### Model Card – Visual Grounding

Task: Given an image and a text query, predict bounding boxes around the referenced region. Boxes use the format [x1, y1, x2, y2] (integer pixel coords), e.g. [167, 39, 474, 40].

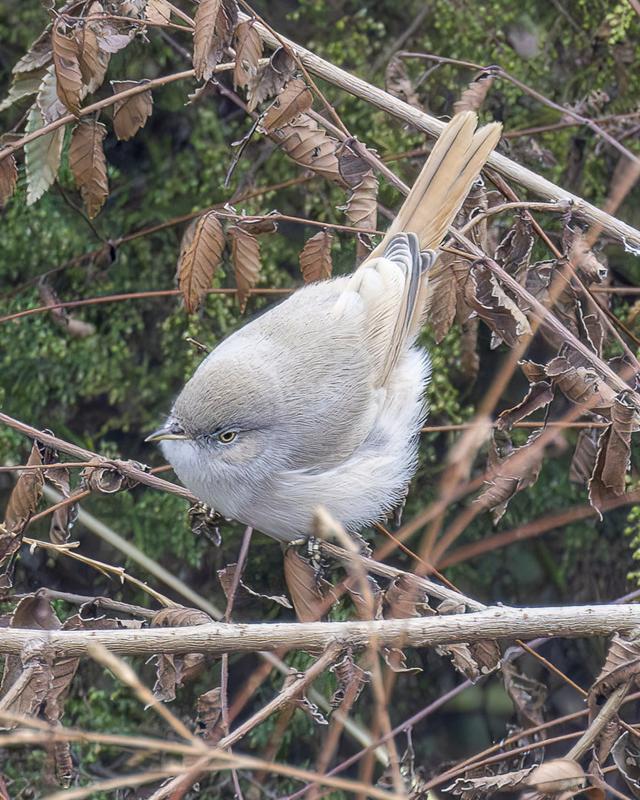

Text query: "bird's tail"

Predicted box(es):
[366, 111, 502, 260]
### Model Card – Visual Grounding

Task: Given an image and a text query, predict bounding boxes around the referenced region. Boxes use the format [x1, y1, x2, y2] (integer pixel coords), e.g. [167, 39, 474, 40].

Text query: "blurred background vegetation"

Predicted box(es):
[1, 0, 639, 794]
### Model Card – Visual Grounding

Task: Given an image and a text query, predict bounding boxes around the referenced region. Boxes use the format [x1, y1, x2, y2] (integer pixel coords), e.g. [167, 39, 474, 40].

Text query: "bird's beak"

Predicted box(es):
[145, 423, 189, 442]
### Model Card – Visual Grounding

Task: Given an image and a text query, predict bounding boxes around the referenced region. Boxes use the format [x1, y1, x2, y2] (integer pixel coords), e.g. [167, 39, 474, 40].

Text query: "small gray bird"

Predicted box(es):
[147, 112, 501, 542]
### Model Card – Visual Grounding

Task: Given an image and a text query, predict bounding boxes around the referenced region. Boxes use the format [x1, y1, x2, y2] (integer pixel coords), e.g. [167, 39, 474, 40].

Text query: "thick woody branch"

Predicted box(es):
[0, 605, 638, 657]
[241, 13, 640, 250]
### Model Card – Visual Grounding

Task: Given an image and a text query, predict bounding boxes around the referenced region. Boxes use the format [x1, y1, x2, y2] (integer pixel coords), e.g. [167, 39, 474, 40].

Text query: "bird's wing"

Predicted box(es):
[335, 111, 501, 387]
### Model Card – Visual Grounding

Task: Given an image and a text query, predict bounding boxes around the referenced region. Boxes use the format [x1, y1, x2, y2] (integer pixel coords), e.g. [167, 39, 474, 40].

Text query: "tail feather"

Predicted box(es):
[338, 112, 501, 387]
[367, 111, 502, 259]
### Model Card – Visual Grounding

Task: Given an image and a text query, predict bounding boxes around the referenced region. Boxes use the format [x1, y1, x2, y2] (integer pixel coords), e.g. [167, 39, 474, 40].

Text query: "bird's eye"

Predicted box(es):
[217, 430, 237, 444]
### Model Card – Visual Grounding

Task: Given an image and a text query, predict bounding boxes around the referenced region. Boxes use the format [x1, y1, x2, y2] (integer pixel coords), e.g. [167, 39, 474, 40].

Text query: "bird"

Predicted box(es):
[147, 111, 502, 543]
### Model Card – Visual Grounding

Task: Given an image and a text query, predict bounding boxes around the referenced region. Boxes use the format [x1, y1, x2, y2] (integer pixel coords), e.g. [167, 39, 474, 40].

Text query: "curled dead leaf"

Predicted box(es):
[262, 77, 313, 133]
[589, 390, 639, 511]
[52, 19, 83, 114]
[445, 766, 536, 798]
[111, 80, 153, 140]
[590, 633, 640, 710]
[228, 225, 261, 312]
[233, 19, 262, 90]
[385, 56, 421, 109]
[217, 562, 292, 609]
[80, 460, 141, 494]
[193, 0, 237, 82]
[496, 381, 554, 430]
[612, 731, 640, 798]
[330, 652, 370, 707]
[464, 262, 532, 347]
[0, 152, 17, 208]
[151, 607, 213, 703]
[570, 428, 599, 485]
[69, 120, 109, 218]
[196, 687, 224, 743]
[383, 574, 434, 620]
[177, 211, 225, 314]
[299, 229, 333, 283]
[247, 46, 296, 111]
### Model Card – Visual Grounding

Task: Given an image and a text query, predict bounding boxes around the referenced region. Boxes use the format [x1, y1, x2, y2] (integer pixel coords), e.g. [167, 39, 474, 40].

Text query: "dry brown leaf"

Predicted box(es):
[525, 758, 586, 794]
[45, 465, 77, 544]
[237, 214, 279, 235]
[445, 766, 536, 798]
[612, 731, 640, 798]
[193, 0, 237, 82]
[453, 71, 495, 113]
[459, 316, 480, 385]
[177, 211, 225, 314]
[330, 652, 369, 707]
[545, 355, 617, 416]
[247, 46, 296, 111]
[146, 0, 171, 24]
[591, 634, 640, 709]
[80, 459, 141, 494]
[262, 77, 313, 132]
[3, 442, 44, 542]
[76, 5, 111, 94]
[0, 152, 17, 208]
[476, 430, 544, 523]
[283, 548, 333, 623]
[269, 113, 341, 183]
[299, 229, 333, 283]
[495, 213, 534, 276]
[343, 169, 378, 232]
[228, 225, 261, 312]
[502, 657, 547, 728]
[496, 381, 554, 430]
[68, 120, 109, 218]
[383, 574, 434, 620]
[566, 228, 608, 285]
[428, 255, 462, 343]
[385, 56, 421, 109]
[346, 575, 383, 620]
[151, 607, 212, 703]
[217, 562, 292, 609]
[464, 262, 532, 347]
[111, 80, 153, 140]
[233, 19, 262, 90]
[196, 687, 224, 744]
[589, 391, 639, 511]
[570, 428, 599, 485]
[52, 19, 83, 114]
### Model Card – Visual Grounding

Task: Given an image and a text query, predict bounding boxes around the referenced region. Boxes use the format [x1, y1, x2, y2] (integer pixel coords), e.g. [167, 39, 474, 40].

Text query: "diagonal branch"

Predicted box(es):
[240, 12, 640, 249]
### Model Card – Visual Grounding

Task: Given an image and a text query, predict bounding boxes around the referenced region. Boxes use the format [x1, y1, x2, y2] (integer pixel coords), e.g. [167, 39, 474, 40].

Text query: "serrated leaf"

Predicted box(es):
[13, 29, 52, 74]
[262, 77, 313, 132]
[228, 225, 261, 312]
[496, 380, 554, 430]
[69, 120, 109, 218]
[177, 211, 225, 314]
[233, 19, 262, 90]
[193, 0, 237, 82]
[146, 0, 171, 24]
[464, 262, 532, 347]
[77, 13, 111, 94]
[24, 105, 65, 205]
[0, 153, 18, 208]
[52, 19, 83, 114]
[270, 113, 341, 182]
[111, 80, 153, 140]
[36, 65, 67, 124]
[299, 229, 333, 283]
[343, 169, 378, 231]
[0, 68, 47, 112]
